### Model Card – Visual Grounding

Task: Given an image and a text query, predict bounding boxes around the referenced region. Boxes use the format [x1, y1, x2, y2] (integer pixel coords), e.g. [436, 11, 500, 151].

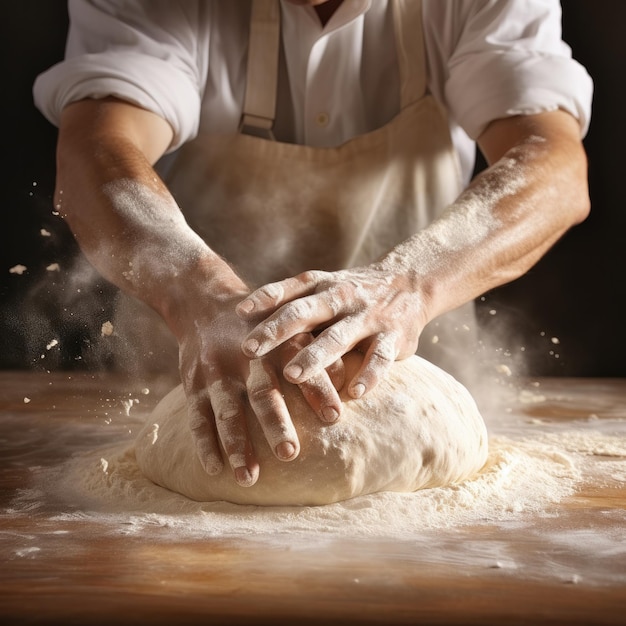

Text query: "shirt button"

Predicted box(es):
[315, 112, 329, 127]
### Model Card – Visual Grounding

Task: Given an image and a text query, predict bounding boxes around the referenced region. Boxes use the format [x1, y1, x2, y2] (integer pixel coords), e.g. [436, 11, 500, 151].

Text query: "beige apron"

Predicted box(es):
[113, 0, 479, 385]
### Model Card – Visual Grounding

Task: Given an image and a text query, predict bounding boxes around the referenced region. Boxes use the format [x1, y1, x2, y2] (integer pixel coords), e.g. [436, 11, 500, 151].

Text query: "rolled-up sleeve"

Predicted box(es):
[33, 0, 207, 151]
[443, 0, 593, 140]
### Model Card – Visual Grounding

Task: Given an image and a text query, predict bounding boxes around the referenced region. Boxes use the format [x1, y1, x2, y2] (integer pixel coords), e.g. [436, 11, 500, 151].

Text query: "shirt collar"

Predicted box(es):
[281, 0, 372, 36]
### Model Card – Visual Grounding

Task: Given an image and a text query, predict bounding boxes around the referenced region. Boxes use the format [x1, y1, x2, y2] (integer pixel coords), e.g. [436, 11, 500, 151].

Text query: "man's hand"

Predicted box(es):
[237, 110, 591, 400]
[55, 97, 344, 487]
[236, 265, 427, 400]
[177, 288, 344, 487]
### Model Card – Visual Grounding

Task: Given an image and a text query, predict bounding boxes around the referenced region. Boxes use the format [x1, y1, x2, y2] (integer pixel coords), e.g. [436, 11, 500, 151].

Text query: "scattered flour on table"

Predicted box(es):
[36, 429, 625, 540]
[133, 355, 489, 507]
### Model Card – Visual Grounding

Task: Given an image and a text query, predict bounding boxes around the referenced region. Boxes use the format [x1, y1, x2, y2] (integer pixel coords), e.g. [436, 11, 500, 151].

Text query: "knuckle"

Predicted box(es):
[214, 407, 241, 423]
[332, 281, 354, 300]
[188, 409, 208, 432]
[287, 298, 315, 321]
[258, 281, 284, 303]
[186, 393, 210, 429]
[192, 434, 223, 472]
[323, 325, 349, 350]
[369, 339, 397, 366]
[259, 319, 281, 342]
[299, 269, 325, 285]
[208, 379, 244, 422]
[370, 348, 394, 365]
[217, 426, 246, 457]
[247, 359, 284, 414]
[248, 385, 275, 405]
[295, 342, 325, 371]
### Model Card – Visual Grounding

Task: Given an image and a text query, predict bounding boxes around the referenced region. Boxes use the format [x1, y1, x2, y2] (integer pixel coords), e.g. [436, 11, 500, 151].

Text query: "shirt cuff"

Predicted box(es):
[445, 50, 593, 140]
[33, 51, 201, 152]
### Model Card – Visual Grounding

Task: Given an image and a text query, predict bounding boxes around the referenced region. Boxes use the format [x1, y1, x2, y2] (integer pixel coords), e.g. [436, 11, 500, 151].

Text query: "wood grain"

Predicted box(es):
[0, 371, 624, 625]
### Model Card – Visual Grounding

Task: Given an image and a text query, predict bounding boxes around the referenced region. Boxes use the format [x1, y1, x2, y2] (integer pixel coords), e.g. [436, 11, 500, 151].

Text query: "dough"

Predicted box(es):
[134, 353, 488, 506]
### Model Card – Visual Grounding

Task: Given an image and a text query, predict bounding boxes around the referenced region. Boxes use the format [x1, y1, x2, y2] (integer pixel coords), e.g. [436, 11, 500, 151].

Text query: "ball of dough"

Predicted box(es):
[134, 354, 488, 506]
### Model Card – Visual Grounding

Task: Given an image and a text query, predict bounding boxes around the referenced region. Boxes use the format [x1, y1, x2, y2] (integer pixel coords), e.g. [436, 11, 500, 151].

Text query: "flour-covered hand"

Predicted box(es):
[236, 265, 427, 399]
[177, 296, 296, 488]
[177, 288, 344, 487]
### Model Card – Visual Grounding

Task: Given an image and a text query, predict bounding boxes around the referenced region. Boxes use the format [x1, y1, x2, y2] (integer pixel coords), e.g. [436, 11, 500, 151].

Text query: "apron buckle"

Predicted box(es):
[239, 114, 276, 141]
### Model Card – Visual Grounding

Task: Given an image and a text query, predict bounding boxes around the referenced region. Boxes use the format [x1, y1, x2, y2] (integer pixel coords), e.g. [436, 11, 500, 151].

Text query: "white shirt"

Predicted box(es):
[33, 0, 593, 184]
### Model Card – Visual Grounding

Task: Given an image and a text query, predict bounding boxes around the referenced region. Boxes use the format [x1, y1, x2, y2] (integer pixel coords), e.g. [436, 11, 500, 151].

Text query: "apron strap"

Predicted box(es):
[240, 0, 281, 137]
[392, 0, 427, 108]
[240, 0, 427, 134]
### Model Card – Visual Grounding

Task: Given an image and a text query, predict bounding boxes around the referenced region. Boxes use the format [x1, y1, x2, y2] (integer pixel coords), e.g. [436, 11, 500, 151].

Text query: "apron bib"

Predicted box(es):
[115, 0, 479, 383]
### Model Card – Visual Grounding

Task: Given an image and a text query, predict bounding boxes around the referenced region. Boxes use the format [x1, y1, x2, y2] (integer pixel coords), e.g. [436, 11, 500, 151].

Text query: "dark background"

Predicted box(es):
[1, 1, 624, 377]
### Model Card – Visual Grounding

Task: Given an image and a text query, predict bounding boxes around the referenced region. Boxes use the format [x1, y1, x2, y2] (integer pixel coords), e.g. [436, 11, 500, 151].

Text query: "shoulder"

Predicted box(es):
[421, 0, 592, 140]
[422, 0, 566, 59]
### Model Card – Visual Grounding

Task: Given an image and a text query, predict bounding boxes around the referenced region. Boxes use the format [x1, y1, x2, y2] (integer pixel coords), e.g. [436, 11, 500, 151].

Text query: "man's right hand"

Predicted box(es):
[56, 96, 344, 487]
[175, 285, 344, 487]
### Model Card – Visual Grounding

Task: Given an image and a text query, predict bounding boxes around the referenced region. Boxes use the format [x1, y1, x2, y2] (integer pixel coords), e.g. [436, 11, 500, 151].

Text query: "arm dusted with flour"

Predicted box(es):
[55, 97, 343, 487]
[238, 110, 590, 395]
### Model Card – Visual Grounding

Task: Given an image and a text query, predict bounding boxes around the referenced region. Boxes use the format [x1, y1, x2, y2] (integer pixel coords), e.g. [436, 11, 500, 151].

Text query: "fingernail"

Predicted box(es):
[234, 466, 255, 487]
[284, 364, 303, 380]
[321, 407, 339, 423]
[351, 383, 366, 399]
[238, 300, 255, 315]
[243, 338, 260, 355]
[202, 455, 223, 476]
[276, 441, 297, 461]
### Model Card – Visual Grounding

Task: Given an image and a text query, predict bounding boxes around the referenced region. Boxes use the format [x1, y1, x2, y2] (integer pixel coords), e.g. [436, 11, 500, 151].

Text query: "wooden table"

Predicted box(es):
[0, 370, 625, 625]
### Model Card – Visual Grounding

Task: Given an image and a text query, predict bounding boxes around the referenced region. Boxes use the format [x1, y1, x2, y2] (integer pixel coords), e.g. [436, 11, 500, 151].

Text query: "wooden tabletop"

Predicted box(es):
[0, 370, 625, 626]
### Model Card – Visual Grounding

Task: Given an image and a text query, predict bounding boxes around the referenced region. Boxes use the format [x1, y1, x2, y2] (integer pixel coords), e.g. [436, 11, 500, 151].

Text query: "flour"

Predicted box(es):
[98, 178, 211, 292]
[34, 373, 625, 542]
[45, 429, 625, 541]
[134, 354, 489, 506]
[5, 356, 624, 562]
[6, 377, 624, 573]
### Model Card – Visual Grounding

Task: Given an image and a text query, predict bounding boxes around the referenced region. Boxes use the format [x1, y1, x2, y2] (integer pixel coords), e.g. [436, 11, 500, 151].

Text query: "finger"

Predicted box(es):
[279, 333, 343, 423]
[209, 378, 260, 487]
[246, 358, 301, 461]
[186, 389, 224, 476]
[348, 333, 398, 399]
[278, 333, 314, 367]
[326, 358, 346, 392]
[282, 318, 364, 384]
[236, 271, 327, 318]
[278, 333, 347, 387]
[297, 372, 342, 423]
[241, 292, 336, 358]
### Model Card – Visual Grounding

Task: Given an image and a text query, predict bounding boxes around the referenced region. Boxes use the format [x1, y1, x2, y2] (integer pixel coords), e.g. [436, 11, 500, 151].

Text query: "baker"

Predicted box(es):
[33, 0, 592, 488]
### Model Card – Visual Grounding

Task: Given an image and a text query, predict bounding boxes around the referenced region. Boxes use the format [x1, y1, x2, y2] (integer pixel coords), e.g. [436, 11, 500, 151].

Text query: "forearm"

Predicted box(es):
[380, 110, 591, 321]
[54, 100, 342, 484]
[55, 98, 246, 336]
